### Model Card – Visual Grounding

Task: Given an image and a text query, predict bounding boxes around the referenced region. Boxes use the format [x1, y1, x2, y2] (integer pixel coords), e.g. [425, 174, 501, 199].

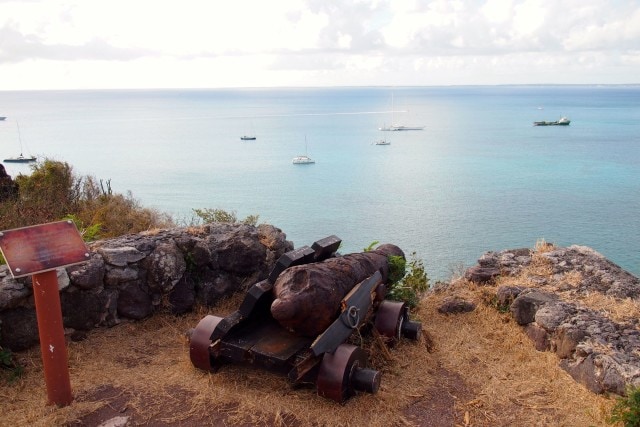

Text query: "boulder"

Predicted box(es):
[464, 266, 500, 283]
[510, 290, 557, 326]
[437, 297, 476, 314]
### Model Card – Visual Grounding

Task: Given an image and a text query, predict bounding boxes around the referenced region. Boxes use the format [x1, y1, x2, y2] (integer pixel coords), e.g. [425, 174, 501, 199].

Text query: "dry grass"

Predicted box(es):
[425, 280, 615, 426]
[2, 279, 618, 427]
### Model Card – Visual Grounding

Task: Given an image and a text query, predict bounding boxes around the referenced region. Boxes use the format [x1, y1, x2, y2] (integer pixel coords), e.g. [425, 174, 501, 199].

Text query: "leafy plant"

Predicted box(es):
[608, 386, 640, 427]
[387, 252, 430, 308]
[63, 214, 102, 242]
[0, 159, 172, 238]
[387, 255, 406, 284]
[192, 208, 259, 226]
[363, 241, 380, 252]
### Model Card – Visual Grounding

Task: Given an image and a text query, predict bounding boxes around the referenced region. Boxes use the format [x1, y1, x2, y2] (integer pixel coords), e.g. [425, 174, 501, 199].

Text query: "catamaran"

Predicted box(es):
[292, 136, 315, 164]
[3, 121, 36, 163]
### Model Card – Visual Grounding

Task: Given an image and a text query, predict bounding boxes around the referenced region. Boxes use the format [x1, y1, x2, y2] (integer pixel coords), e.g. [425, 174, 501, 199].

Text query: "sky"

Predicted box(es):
[1, 0, 639, 90]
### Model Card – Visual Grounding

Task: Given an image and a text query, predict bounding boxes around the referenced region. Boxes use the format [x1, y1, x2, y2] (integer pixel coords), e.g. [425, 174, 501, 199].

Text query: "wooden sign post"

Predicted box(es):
[0, 220, 90, 407]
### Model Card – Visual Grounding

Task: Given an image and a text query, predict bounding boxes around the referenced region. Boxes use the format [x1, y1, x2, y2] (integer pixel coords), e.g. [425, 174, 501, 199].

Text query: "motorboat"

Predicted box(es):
[378, 93, 424, 131]
[533, 117, 571, 126]
[388, 125, 424, 131]
[374, 139, 391, 145]
[0, 117, 6, 121]
[240, 136, 256, 140]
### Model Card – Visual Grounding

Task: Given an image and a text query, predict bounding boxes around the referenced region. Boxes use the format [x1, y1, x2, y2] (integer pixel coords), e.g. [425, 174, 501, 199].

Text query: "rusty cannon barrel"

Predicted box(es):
[270, 243, 405, 337]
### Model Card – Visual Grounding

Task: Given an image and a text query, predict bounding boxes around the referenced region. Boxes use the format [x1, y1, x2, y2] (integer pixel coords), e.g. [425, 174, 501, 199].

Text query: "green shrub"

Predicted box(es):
[64, 214, 102, 242]
[192, 208, 259, 226]
[0, 159, 173, 239]
[387, 255, 406, 284]
[608, 386, 640, 427]
[387, 252, 430, 308]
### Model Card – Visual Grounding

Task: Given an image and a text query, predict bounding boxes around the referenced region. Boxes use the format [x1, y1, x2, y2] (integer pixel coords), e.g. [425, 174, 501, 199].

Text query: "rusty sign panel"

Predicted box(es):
[0, 220, 89, 278]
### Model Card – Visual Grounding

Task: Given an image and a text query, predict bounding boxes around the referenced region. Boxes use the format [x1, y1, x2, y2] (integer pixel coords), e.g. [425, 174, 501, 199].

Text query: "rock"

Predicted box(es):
[477, 252, 499, 267]
[98, 246, 146, 267]
[553, 326, 587, 359]
[0, 271, 30, 310]
[67, 254, 105, 290]
[526, 324, 550, 351]
[560, 353, 629, 395]
[560, 354, 604, 394]
[437, 297, 476, 314]
[464, 266, 500, 284]
[213, 225, 267, 274]
[534, 302, 576, 330]
[472, 244, 640, 396]
[117, 281, 153, 320]
[144, 241, 186, 293]
[168, 276, 196, 315]
[98, 289, 120, 327]
[510, 290, 558, 326]
[61, 290, 103, 330]
[104, 266, 139, 286]
[56, 268, 70, 291]
[195, 269, 239, 307]
[495, 286, 524, 308]
[175, 237, 212, 267]
[0, 307, 39, 351]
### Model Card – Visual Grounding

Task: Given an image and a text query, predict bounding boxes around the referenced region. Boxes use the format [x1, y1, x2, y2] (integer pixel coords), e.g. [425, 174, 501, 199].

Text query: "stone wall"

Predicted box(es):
[0, 223, 293, 351]
[464, 245, 640, 395]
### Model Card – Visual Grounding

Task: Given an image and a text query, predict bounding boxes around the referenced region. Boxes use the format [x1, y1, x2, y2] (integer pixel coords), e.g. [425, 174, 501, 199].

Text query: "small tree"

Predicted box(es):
[192, 208, 259, 226]
[387, 252, 430, 308]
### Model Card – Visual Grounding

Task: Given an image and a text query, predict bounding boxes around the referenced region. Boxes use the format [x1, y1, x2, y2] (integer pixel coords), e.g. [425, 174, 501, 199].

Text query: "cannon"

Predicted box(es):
[189, 236, 422, 403]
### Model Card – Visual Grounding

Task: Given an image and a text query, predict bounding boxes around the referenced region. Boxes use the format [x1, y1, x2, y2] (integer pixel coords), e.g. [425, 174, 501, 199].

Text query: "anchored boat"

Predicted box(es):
[534, 117, 571, 126]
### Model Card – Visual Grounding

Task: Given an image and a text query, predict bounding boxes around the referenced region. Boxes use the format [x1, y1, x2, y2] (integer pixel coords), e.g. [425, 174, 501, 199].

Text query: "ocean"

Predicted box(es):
[1, 86, 639, 281]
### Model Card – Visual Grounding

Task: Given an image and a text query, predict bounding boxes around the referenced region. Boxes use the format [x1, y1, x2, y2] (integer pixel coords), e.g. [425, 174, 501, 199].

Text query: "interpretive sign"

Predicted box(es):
[0, 220, 90, 407]
[0, 220, 89, 278]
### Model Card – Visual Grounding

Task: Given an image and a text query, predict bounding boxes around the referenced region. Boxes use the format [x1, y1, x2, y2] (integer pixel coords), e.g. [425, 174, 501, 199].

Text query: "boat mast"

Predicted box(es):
[16, 121, 24, 156]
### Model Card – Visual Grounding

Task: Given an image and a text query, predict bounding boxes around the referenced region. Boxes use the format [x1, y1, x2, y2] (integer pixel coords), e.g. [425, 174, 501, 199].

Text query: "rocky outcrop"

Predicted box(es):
[0, 223, 292, 351]
[465, 245, 640, 396]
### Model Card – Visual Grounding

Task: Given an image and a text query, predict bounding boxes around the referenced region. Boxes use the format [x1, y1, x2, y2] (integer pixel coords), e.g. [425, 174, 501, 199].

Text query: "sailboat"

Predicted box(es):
[292, 136, 315, 164]
[3, 121, 36, 163]
[379, 92, 424, 131]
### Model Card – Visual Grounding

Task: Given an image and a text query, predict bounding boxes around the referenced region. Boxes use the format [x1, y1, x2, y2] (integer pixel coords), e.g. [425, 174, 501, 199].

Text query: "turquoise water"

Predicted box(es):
[1, 86, 639, 280]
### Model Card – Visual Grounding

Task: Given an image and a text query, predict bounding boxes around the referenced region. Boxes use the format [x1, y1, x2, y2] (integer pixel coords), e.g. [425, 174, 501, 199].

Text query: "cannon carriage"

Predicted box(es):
[189, 236, 422, 403]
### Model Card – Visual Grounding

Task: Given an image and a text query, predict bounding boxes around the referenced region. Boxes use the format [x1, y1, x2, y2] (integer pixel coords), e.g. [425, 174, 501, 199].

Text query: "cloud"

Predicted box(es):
[0, 25, 155, 63]
[0, 0, 639, 88]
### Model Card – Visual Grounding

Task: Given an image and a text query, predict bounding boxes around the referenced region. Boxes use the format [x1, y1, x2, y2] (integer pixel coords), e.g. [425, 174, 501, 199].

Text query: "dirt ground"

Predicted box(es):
[2, 281, 617, 426]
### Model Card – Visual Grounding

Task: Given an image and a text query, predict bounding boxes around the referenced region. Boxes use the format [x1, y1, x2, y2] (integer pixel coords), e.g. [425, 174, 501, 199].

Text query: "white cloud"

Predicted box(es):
[0, 0, 639, 89]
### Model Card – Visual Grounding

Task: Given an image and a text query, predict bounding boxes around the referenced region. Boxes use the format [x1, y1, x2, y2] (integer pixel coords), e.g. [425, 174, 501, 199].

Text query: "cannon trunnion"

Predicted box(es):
[189, 236, 422, 403]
